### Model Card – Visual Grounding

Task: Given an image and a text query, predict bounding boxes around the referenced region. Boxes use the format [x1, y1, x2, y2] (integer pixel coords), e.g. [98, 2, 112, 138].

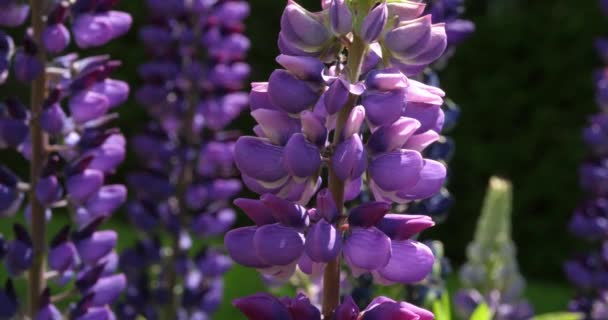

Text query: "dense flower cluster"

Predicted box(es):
[118, 0, 250, 318]
[565, 2, 608, 317]
[0, 0, 131, 318]
[455, 177, 533, 320]
[233, 292, 434, 320]
[226, 0, 450, 317]
[399, 0, 474, 310]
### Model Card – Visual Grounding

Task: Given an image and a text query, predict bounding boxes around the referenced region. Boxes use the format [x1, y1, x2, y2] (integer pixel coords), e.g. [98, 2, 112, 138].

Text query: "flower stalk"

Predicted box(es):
[27, 0, 48, 316]
[323, 33, 368, 318]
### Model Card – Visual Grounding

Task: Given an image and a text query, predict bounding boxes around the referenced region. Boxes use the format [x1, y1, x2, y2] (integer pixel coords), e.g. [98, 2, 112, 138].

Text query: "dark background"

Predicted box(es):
[2, 0, 605, 284]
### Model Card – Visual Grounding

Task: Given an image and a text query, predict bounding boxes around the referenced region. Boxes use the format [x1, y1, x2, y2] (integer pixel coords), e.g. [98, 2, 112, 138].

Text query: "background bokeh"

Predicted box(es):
[95, 0, 608, 282]
[0, 0, 605, 308]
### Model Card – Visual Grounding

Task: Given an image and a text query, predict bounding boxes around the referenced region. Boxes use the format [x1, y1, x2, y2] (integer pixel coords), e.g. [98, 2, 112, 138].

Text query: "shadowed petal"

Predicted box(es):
[254, 223, 304, 266]
[343, 227, 391, 272]
[376, 239, 434, 284]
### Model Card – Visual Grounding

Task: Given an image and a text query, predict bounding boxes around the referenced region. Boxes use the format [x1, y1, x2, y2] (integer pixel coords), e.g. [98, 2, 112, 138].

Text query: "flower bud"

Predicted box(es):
[332, 134, 367, 182]
[329, 0, 353, 36]
[0, 2, 30, 27]
[268, 69, 321, 114]
[279, 1, 331, 54]
[324, 78, 350, 115]
[284, 133, 321, 178]
[73, 11, 132, 48]
[360, 2, 388, 43]
[43, 24, 70, 54]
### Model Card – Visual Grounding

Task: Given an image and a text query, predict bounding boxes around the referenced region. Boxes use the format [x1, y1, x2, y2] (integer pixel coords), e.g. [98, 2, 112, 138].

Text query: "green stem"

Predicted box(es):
[164, 18, 202, 318]
[322, 35, 368, 319]
[28, 0, 48, 317]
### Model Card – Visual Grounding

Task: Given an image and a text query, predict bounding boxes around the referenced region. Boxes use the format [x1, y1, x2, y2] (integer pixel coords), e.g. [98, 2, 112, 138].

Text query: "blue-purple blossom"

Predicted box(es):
[118, 0, 250, 318]
[229, 0, 451, 317]
[567, 4, 608, 316]
[234, 293, 434, 320]
[0, 0, 130, 317]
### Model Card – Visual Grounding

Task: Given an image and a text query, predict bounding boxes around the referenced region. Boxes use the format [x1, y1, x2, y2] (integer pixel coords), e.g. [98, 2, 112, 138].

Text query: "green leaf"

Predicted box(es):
[531, 312, 583, 320]
[469, 303, 492, 320]
[432, 291, 452, 320]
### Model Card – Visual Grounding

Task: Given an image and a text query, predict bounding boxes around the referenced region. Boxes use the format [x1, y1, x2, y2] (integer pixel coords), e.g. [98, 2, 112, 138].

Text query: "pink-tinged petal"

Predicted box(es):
[365, 296, 397, 311]
[369, 150, 423, 191]
[305, 219, 341, 262]
[362, 90, 406, 126]
[359, 1, 388, 43]
[396, 159, 446, 200]
[251, 109, 301, 145]
[88, 274, 126, 306]
[387, 2, 426, 21]
[324, 79, 350, 115]
[76, 231, 117, 265]
[301, 110, 328, 147]
[234, 137, 288, 183]
[250, 82, 278, 110]
[403, 130, 440, 152]
[261, 193, 309, 228]
[234, 198, 276, 226]
[69, 91, 110, 124]
[398, 301, 434, 320]
[284, 133, 321, 178]
[233, 293, 292, 320]
[348, 202, 391, 228]
[316, 188, 338, 222]
[276, 54, 325, 82]
[332, 135, 367, 181]
[345, 176, 363, 201]
[384, 15, 432, 59]
[276, 176, 321, 205]
[365, 68, 409, 91]
[225, 227, 270, 268]
[280, 1, 331, 51]
[342, 105, 366, 139]
[335, 296, 360, 320]
[409, 23, 447, 65]
[329, 0, 353, 36]
[254, 223, 304, 266]
[297, 253, 326, 278]
[407, 79, 444, 104]
[343, 227, 391, 272]
[258, 262, 298, 281]
[268, 69, 321, 114]
[376, 239, 434, 284]
[90, 79, 129, 109]
[377, 214, 434, 240]
[367, 117, 421, 154]
[402, 102, 442, 134]
[361, 301, 419, 320]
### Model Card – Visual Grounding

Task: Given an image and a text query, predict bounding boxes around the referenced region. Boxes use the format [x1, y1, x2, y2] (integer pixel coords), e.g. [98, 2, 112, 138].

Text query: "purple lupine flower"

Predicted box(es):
[229, 0, 452, 316]
[234, 293, 433, 320]
[118, 0, 250, 318]
[0, 0, 130, 316]
[567, 2, 608, 317]
[0, 280, 18, 319]
[0, 1, 30, 27]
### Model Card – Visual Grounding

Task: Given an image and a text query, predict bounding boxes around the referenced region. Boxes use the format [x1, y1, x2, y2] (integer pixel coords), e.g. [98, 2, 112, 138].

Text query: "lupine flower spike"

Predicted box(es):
[117, 0, 250, 318]
[226, 0, 450, 318]
[0, 0, 130, 317]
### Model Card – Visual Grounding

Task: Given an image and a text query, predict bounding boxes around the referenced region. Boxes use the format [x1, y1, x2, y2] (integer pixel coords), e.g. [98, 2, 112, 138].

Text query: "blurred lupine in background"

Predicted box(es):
[401, 0, 474, 309]
[224, 0, 452, 318]
[0, 0, 131, 318]
[565, 1, 608, 318]
[116, 0, 250, 318]
[455, 177, 533, 320]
